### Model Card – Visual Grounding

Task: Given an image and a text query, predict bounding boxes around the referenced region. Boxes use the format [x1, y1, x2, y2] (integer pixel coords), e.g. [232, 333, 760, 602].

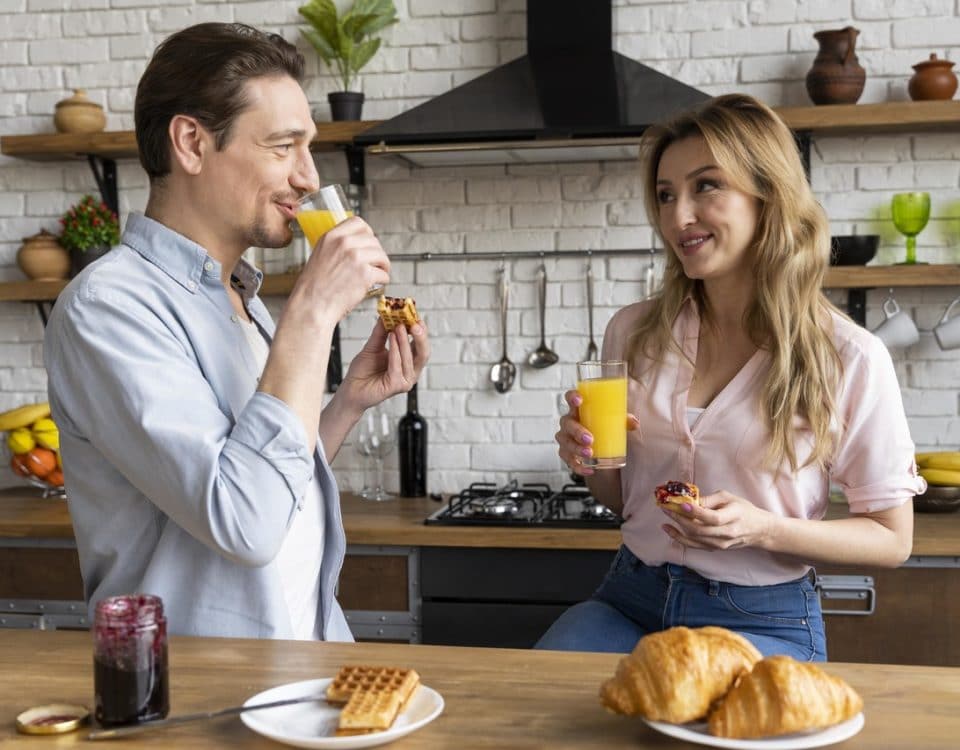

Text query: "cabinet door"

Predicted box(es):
[818, 565, 960, 667]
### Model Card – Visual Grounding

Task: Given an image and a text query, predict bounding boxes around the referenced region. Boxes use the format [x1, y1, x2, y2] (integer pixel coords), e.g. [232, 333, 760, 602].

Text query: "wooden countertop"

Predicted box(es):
[1, 629, 958, 749]
[2, 487, 960, 555]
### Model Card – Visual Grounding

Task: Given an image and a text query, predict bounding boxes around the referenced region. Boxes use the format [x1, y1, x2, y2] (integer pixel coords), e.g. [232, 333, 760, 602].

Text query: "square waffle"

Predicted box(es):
[327, 666, 421, 736]
[377, 295, 420, 332]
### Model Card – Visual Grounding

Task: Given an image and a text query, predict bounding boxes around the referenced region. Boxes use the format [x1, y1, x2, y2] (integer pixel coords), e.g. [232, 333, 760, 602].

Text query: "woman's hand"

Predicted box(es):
[660, 490, 776, 551]
[555, 389, 639, 477]
[339, 318, 430, 413]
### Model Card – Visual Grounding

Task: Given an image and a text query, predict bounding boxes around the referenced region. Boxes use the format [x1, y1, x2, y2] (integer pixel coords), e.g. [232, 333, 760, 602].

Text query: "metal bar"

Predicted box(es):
[85, 155, 119, 216]
[846, 287, 868, 327]
[385, 247, 662, 263]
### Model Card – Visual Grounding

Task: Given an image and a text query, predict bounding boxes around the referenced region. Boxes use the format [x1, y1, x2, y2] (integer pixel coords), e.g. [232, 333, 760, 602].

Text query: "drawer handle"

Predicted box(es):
[814, 574, 876, 616]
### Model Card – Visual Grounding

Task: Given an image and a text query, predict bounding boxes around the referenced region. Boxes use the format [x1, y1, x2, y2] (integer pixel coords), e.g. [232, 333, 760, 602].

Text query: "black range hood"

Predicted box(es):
[354, 0, 710, 165]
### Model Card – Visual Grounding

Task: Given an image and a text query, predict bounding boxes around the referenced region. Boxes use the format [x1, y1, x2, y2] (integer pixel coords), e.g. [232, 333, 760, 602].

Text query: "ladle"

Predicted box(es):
[489, 266, 517, 393]
[585, 261, 599, 361]
[528, 263, 560, 369]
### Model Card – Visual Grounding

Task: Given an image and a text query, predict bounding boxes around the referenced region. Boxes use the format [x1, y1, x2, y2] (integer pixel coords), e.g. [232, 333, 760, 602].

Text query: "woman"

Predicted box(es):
[538, 94, 925, 661]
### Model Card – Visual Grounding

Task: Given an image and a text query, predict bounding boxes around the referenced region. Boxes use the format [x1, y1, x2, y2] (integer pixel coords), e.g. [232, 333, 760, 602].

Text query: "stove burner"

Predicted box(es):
[425, 480, 622, 528]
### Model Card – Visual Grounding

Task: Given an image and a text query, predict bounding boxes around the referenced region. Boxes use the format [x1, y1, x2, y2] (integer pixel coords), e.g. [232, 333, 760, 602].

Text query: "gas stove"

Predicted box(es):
[424, 480, 622, 528]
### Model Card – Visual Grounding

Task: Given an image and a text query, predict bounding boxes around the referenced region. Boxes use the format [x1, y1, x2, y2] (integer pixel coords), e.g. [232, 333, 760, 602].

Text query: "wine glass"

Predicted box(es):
[356, 405, 396, 502]
[891, 192, 930, 265]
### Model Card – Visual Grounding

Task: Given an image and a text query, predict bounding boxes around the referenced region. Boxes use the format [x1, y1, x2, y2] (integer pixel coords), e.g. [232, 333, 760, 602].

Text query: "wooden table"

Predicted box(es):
[0, 630, 957, 748]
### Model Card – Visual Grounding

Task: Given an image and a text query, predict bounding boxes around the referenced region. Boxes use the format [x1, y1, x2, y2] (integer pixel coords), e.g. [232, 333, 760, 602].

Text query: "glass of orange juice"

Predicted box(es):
[295, 184, 384, 297]
[576, 360, 628, 469]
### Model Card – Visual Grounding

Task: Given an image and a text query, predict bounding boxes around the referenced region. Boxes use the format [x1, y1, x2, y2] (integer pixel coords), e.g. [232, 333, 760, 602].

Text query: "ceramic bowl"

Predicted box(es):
[914, 484, 960, 513]
[830, 235, 879, 266]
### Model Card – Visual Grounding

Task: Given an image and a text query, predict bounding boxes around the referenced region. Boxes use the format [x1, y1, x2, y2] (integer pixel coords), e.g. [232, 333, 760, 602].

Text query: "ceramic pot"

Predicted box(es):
[69, 243, 112, 278]
[909, 54, 958, 101]
[805, 26, 866, 105]
[54, 89, 106, 134]
[17, 230, 70, 281]
[328, 91, 364, 121]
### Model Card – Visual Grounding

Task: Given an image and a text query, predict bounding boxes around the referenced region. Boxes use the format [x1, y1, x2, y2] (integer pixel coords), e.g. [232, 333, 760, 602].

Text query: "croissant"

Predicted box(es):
[708, 655, 863, 739]
[599, 626, 762, 723]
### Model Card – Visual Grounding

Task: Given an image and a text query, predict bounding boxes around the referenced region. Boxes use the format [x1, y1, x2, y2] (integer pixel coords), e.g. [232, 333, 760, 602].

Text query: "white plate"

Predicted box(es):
[240, 677, 444, 749]
[642, 713, 864, 749]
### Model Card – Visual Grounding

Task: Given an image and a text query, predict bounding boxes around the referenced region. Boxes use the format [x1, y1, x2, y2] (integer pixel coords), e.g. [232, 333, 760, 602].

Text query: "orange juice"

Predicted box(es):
[577, 375, 627, 467]
[296, 208, 354, 248]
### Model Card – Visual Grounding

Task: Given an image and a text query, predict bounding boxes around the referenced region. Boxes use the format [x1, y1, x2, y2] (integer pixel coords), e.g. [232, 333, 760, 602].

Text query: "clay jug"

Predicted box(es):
[16, 230, 70, 281]
[805, 26, 866, 105]
[53, 89, 106, 134]
[909, 54, 958, 101]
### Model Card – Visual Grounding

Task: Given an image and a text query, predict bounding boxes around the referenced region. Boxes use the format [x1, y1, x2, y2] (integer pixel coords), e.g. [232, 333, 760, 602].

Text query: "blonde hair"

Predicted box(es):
[628, 93, 843, 471]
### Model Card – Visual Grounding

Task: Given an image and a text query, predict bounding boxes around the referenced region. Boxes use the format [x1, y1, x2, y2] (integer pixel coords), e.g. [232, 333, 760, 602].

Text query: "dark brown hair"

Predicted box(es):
[134, 23, 305, 180]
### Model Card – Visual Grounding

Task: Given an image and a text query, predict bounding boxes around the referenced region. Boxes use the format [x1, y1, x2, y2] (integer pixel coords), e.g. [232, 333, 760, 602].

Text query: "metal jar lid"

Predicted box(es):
[15, 703, 90, 735]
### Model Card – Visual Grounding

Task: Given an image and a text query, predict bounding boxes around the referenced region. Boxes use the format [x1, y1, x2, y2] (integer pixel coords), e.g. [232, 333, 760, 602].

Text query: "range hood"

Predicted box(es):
[354, 0, 709, 166]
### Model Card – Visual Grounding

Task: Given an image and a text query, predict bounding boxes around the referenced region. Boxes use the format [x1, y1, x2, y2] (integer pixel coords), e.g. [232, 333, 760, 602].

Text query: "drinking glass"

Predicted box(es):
[576, 360, 628, 469]
[356, 404, 396, 501]
[295, 184, 384, 297]
[891, 192, 930, 265]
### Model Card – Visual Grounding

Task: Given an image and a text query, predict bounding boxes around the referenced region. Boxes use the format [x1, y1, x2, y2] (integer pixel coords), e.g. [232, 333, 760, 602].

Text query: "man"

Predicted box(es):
[44, 23, 429, 640]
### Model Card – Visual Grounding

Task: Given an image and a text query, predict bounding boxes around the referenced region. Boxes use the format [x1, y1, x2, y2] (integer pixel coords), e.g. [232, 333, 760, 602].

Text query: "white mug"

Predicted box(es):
[934, 296, 960, 351]
[871, 297, 920, 349]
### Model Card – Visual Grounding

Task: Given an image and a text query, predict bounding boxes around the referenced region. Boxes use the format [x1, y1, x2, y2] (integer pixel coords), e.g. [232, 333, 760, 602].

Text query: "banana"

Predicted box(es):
[0, 402, 50, 432]
[918, 453, 960, 471]
[7, 427, 35, 455]
[919, 467, 960, 486]
[31, 417, 59, 452]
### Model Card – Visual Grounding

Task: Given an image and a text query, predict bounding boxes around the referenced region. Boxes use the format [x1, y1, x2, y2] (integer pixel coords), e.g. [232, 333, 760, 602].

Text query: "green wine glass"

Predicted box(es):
[891, 192, 930, 265]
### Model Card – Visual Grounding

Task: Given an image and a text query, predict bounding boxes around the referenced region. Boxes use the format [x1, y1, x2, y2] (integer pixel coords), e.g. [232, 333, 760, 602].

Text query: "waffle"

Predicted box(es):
[327, 665, 421, 736]
[377, 295, 420, 332]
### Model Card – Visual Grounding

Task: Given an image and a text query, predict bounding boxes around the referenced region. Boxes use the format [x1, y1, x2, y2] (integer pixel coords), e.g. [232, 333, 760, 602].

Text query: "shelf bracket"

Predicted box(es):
[86, 155, 119, 217]
[34, 301, 53, 327]
[794, 130, 812, 182]
[846, 288, 868, 327]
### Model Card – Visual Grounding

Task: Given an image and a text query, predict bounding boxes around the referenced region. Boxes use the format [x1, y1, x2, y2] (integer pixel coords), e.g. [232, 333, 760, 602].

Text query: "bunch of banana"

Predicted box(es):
[0, 401, 63, 487]
[916, 451, 960, 487]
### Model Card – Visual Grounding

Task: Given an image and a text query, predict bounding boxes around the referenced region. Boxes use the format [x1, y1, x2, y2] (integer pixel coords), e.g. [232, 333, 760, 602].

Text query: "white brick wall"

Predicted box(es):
[1, 1, 959, 494]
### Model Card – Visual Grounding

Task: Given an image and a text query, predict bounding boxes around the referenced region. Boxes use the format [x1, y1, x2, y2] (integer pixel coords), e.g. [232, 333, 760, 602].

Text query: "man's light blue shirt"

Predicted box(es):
[44, 212, 351, 640]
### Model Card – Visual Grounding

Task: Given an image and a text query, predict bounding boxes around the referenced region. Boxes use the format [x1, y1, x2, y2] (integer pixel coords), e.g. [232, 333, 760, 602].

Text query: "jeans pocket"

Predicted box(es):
[722, 579, 812, 625]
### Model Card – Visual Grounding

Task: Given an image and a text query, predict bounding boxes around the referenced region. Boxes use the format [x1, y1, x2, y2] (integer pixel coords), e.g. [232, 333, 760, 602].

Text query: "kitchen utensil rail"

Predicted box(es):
[382, 248, 663, 262]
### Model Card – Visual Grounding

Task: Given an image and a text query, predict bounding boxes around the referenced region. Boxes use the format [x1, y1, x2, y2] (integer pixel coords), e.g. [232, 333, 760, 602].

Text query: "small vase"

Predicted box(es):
[54, 89, 106, 134]
[70, 244, 112, 277]
[17, 230, 70, 281]
[328, 91, 364, 121]
[908, 54, 958, 101]
[805, 26, 866, 105]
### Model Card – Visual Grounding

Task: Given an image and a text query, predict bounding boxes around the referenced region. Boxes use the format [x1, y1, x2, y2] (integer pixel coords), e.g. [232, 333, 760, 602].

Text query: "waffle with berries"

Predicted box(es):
[377, 295, 420, 332]
[655, 481, 701, 516]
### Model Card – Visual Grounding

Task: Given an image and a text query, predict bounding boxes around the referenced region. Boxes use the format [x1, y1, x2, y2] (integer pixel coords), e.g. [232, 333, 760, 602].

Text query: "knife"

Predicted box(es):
[87, 694, 332, 740]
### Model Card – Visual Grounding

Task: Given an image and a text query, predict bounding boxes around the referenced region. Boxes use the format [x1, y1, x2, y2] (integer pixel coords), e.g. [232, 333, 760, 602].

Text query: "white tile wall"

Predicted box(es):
[1, 1, 959, 494]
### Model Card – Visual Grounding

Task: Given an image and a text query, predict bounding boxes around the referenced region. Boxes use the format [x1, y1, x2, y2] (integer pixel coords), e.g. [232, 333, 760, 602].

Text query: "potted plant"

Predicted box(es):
[298, 0, 399, 121]
[59, 195, 120, 277]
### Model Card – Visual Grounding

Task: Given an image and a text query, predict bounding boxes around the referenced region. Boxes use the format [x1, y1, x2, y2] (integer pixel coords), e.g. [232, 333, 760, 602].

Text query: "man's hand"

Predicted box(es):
[339, 318, 430, 412]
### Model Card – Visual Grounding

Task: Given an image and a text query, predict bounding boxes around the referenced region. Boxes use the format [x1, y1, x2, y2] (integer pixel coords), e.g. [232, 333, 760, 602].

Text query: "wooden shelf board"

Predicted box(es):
[2, 265, 956, 303]
[775, 100, 960, 135]
[0, 121, 383, 161]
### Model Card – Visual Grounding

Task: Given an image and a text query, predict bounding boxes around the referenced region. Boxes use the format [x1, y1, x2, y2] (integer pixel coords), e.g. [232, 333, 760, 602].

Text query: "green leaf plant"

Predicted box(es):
[298, 0, 399, 92]
[59, 195, 120, 253]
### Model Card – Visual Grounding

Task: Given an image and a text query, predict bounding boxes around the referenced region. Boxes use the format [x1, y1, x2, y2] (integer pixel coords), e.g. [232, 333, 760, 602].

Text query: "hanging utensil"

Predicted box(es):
[585, 260, 599, 361]
[528, 262, 560, 369]
[489, 265, 517, 393]
[643, 246, 657, 299]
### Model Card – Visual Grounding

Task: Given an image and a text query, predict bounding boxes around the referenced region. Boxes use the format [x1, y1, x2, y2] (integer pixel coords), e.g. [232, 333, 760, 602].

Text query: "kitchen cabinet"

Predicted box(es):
[817, 560, 960, 667]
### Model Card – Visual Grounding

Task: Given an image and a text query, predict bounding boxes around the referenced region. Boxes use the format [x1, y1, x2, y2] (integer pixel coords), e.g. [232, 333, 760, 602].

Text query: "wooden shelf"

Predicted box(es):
[3, 265, 958, 303]
[774, 100, 960, 135]
[0, 121, 383, 161]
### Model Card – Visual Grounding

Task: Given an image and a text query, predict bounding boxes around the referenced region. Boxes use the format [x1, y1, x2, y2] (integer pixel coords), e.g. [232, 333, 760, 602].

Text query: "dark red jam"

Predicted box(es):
[93, 594, 169, 727]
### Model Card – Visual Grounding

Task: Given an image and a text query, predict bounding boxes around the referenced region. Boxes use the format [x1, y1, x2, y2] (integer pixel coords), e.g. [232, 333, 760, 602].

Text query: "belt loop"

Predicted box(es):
[708, 579, 720, 596]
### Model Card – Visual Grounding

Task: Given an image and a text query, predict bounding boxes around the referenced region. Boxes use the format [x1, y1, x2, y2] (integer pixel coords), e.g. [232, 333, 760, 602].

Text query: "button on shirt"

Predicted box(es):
[43, 212, 352, 641]
[604, 298, 926, 586]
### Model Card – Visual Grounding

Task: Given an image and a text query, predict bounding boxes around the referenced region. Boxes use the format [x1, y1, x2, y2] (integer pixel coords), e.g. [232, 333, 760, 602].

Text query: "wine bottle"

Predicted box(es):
[398, 383, 428, 497]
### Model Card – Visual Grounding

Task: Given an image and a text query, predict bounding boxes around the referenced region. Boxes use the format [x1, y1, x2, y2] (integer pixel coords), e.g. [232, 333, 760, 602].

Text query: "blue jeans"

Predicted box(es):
[535, 545, 827, 661]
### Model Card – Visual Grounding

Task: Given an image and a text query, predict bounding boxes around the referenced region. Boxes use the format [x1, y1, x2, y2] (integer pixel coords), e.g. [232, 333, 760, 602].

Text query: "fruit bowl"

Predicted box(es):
[914, 485, 960, 513]
[1, 402, 65, 498]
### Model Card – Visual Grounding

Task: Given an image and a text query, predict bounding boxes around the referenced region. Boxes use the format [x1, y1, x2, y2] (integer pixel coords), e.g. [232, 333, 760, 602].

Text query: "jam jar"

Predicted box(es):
[93, 594, 170, 726]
